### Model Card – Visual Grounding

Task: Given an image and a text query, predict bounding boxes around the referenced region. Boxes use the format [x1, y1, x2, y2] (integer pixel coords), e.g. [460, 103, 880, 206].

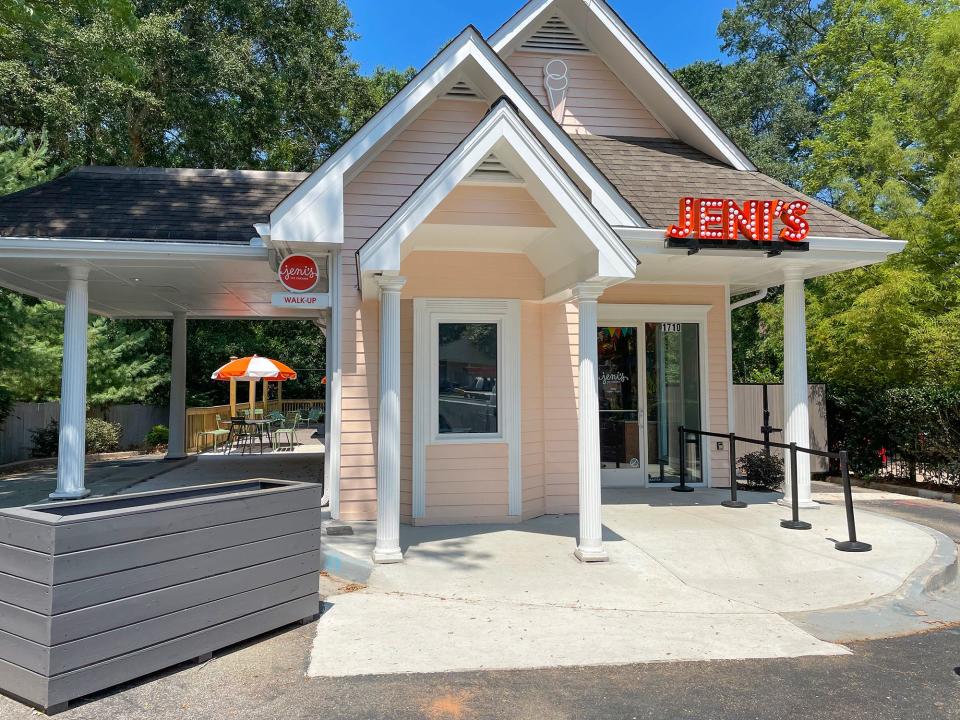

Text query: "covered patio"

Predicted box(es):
[0, 166, 336, 501]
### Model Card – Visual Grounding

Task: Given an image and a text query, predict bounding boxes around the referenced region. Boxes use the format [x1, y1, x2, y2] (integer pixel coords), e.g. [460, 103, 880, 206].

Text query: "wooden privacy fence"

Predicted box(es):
[732, 384, 828, 472]
[0, 400, 324, 461]
[0, 403, 168, 464]
[90, 404, 169, 448]
[185, 399, 324, 452]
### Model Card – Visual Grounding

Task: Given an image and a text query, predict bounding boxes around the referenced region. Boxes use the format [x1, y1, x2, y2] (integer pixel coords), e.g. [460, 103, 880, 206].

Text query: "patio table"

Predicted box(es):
[225, 418, 270, 455]
[249, 418, 275, 450]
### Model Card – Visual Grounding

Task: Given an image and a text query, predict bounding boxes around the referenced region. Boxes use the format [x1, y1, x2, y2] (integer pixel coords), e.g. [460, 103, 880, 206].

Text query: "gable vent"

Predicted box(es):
[467, 154, 522, 184]
[520, 15, 591, 54]
[444, 79, 483, 100]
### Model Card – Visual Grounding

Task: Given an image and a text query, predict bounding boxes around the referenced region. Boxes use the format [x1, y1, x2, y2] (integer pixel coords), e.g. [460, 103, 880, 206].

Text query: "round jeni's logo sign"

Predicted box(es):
[278, 255, 319, 293]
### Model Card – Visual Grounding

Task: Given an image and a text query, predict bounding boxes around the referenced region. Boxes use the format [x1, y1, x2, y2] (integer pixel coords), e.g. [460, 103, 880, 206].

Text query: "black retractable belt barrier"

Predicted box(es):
[671, 426, 695, 493]
[780, 443, 812, 530]
[721, 432, 747, 508]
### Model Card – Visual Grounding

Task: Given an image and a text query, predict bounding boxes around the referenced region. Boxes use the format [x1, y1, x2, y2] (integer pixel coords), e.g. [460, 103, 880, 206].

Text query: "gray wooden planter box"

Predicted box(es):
[0, 479, 322, 713]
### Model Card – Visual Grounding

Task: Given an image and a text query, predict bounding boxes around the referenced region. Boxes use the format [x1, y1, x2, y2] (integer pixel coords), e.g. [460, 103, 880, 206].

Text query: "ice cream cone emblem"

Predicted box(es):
[543, 59, 569, 123]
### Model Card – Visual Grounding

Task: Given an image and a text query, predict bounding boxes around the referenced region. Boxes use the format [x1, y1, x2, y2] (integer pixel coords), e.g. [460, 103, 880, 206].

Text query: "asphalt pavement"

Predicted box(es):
[1, 618, 956, 720]
[0, 479, 956, 719]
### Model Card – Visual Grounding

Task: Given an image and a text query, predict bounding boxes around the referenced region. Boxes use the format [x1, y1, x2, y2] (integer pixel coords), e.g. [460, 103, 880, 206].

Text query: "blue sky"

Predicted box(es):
[346, 1, 735, 74]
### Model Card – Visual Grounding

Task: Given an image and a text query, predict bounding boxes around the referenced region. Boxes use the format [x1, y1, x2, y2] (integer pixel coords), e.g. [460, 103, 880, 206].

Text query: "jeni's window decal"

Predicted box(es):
[666, 197, 811, 244]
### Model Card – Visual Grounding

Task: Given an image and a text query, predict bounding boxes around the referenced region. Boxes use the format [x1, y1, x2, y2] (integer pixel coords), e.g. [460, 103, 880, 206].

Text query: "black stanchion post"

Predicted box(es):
[780, 442, 811, 530]
[722, 432, 746, 508]
[835, 450, 872, 552]
[672, 426, 694, 492]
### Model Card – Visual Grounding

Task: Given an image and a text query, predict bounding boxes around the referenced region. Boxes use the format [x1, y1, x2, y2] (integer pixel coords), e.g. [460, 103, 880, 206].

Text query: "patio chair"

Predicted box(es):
[306, 407, 322, 427]
[272, 425, 296, 452]
[284, 411, 302, 431]
[197, 414, 230, 452]
[228, 418, 261, 455]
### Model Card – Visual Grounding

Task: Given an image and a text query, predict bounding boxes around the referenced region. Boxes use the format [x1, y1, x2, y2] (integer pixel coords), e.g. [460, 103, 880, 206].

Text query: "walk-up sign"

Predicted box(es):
[272, 254, 331, 309]
[272, 292, 329, 308]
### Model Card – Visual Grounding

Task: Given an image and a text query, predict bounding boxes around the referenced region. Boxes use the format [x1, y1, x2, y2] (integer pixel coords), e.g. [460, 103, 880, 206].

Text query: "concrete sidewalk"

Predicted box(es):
[312, 487, 955, 676]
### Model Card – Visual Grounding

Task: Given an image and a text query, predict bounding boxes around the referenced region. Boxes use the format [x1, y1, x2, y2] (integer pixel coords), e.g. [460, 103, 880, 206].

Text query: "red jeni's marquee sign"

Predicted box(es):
[666, 197, 811, 245]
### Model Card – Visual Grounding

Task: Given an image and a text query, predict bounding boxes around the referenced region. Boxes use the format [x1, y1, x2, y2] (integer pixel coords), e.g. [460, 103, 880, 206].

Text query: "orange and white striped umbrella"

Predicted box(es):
[211, 355, 297, 382]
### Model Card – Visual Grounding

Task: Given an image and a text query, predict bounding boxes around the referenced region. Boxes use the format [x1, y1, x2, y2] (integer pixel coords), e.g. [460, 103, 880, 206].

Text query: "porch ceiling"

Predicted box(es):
[0, 240, 328, 319]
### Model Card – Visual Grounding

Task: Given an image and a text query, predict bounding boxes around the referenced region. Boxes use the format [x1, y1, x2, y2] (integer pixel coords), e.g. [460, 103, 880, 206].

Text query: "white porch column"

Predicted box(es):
[51, 266, 91, 500]
[782, 269, 816, 509]
[572, 283, 608, 562]
[166, 312, 187, 459]
[372, 275, 406, 564]
[324, 251, 342, 518]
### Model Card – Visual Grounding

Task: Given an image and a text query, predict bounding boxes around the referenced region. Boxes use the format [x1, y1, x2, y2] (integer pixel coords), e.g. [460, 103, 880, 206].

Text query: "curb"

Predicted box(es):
[320, 547, 373, 584]
[785, 519, 960, 643]
[819, 475, 960, 504]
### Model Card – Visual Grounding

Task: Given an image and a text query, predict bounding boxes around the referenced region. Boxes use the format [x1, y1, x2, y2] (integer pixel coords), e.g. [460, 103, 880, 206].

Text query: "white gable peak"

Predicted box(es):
[490, 0, 756, 171]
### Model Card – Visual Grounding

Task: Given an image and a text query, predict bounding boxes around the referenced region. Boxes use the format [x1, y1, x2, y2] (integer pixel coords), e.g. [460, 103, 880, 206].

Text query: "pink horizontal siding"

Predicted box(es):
[423, 443, 510, 525]
[343, 99, 489, 254]
[522, 301, 545, 519]
[506, 52, 671, 138]
[542, 301, 580, 514]
[425, 185, 554, 228]
[338, 99, 488, 522]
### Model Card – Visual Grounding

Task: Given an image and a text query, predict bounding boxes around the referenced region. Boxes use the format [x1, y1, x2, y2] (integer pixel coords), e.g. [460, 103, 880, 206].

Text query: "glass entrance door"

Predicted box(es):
[598, 322, 703, 486]
[645, 323, 702, 484]
[598, 327, 641, 480]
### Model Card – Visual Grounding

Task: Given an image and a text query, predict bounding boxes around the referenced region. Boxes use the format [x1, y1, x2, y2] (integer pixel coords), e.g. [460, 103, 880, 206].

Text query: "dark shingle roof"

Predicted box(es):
[574, 136, 888, 239]
[0, 166, 309, 243]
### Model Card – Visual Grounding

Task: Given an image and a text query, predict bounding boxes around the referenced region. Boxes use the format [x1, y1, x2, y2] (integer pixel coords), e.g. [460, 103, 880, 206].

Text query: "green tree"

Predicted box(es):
[0, 124, 62, 421]
[0, 0, 410, 169]
[0, 127, 62, 193]
[700, 0, 960, 387]
[0, 0, 406, 411]
[182, 319, 326, 407]
[800, 0, 960, 386]
[0, 295, 168, 404]
[674, 58, 819, 185]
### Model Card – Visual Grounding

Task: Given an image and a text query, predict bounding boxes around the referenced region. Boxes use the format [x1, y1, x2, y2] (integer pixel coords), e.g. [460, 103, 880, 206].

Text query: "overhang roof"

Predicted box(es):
[268, 25, 646, 245]
[575, 136, 889, 240]
[0, 166, 308, 244]
[357, 99, 637, 299]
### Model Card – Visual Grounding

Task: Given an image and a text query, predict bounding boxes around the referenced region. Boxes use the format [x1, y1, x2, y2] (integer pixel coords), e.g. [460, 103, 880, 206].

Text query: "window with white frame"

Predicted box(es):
[437, 322, 499, 435]
[413, 298, 521, 517]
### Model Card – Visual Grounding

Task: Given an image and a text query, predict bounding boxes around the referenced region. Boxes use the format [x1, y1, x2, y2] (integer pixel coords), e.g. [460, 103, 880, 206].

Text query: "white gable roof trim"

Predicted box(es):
[490, 0, 757, 172]
[357, 99, 638, 298]
[269, 25, 645, 244]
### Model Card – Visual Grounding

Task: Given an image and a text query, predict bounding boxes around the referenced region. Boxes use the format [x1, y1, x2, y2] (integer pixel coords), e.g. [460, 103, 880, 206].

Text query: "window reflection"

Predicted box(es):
[438, 323, 498, 434]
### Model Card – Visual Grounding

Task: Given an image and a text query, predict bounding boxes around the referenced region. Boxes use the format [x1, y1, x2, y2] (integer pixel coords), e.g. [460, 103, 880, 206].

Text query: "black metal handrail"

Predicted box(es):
[677, 425, 871, 553]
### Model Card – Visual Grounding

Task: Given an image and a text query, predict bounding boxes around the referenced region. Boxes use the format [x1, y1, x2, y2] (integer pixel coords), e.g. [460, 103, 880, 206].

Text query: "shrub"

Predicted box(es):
[738, 451, 784, 491]
[29, 418, 124, 457]
[85, 418, 122, 454]
[30, 419, 60, 458]
[828, 386, 960, 482]
[144, 424, 169, 448]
